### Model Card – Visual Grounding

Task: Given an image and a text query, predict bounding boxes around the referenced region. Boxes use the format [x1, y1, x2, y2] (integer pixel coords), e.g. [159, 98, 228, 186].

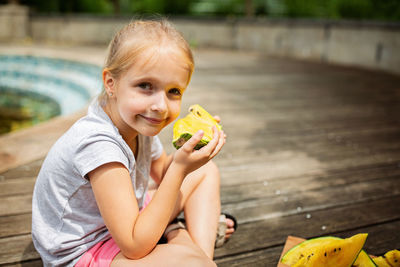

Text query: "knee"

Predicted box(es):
[186, 160, 220, 190]
[208, 160, 219, 173]
[202, 160, 220, 185]
[205, 160, 220, 178]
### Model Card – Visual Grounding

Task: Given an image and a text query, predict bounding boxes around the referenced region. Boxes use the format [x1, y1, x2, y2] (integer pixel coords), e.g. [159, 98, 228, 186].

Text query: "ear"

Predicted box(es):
[102, 68, 116, 95]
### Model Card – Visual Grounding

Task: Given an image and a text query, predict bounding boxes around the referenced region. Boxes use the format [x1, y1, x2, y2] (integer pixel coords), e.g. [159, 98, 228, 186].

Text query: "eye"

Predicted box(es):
[169, 88, 182, 96]
[138, 82, 152, 90]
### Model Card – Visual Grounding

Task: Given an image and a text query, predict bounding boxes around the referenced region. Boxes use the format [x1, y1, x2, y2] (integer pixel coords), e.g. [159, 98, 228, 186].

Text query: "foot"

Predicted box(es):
[215, 213, 237, 248]
[225, 217, 236, 240]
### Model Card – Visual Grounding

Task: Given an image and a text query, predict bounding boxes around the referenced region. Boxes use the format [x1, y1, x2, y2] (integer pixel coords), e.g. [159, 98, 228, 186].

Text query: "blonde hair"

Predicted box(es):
[99, 19, 194, 103]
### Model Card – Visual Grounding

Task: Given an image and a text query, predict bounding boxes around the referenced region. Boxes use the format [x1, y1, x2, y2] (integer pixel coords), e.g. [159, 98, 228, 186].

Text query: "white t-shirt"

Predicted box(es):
[32, 100, 163, 266]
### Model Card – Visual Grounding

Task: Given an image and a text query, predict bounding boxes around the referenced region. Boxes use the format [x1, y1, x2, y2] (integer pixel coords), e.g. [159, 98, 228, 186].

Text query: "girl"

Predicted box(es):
[32, 19, 235, 266]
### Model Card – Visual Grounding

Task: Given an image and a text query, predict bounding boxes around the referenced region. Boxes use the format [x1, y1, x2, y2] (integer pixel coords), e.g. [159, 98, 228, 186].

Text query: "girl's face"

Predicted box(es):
[104, 49, 190, 138]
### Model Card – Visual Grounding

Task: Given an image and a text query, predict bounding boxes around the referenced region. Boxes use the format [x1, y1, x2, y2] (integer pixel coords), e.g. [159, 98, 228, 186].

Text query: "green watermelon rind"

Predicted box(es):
[355, 250, 378, 267]
[172, 133, 209, 150]
[281, 235, 374, 267]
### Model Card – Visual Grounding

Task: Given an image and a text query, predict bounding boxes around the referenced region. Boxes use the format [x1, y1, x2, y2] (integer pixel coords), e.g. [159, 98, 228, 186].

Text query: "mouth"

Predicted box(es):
[139, 115, 166, 125]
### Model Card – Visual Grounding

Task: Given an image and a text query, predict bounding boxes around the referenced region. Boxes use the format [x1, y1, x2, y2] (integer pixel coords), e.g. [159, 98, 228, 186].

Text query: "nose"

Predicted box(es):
[150, 91, 168, 113]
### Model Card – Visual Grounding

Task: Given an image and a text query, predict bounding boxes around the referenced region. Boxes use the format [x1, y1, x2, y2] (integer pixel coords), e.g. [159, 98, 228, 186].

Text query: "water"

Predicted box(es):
[0, 87, 60, 134]
[0, 55, 102, 134]
[0, 55, 102, 115]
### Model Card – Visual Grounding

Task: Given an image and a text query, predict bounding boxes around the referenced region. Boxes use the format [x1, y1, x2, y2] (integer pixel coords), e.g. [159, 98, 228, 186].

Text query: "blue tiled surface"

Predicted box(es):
[0, 55, 102, 115]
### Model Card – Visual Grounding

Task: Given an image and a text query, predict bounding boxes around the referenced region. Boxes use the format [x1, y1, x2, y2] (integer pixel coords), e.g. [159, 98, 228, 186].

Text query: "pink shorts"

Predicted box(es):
[75, 194, 152, 267]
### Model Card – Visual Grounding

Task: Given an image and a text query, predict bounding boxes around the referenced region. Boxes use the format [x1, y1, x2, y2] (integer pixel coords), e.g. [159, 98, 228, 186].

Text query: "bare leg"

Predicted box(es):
[183, 161, 221, 259]
[111, 229, 216, 267]
[166, 161, 235, 258]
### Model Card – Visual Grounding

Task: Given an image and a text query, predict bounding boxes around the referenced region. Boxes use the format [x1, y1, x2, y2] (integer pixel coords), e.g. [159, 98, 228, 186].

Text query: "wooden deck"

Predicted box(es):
[1, 48, 400, 266]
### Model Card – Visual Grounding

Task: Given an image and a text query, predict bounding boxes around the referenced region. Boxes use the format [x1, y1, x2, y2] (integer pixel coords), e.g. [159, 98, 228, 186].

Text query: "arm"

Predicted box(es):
[89, 126, 225, 259]
[150, 151, 173, 186]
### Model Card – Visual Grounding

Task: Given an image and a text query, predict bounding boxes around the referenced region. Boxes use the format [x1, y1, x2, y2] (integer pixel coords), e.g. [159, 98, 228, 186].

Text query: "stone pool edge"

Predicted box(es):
[0, 44, 106, 173]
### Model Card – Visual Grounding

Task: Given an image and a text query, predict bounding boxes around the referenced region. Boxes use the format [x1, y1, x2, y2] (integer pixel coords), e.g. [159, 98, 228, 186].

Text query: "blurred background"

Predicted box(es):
[0, 0, 400, 21]
[1, 0, 399, 21]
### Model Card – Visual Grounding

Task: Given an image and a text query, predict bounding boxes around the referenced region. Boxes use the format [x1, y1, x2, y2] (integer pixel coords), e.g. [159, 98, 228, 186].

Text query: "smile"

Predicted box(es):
[140, 115, 165, 125]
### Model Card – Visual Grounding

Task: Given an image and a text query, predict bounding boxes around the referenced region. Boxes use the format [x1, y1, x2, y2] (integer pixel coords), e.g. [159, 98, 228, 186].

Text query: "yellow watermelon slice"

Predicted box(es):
[172, 104, 222, 150]
[373, 256, 392, 267]
[373, 249, 400, 267]
[384, 249, 400, 267]
[281, 233, 368, 267]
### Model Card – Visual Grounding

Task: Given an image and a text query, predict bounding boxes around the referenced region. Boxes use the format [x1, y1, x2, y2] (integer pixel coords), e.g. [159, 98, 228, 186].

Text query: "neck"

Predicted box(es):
[102, 100, 138, 146]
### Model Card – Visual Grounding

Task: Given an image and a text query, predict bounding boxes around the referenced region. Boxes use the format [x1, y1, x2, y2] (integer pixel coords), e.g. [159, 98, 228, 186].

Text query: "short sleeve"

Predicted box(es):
[151, 136, 163, 160]
[74, 132, 131, 179]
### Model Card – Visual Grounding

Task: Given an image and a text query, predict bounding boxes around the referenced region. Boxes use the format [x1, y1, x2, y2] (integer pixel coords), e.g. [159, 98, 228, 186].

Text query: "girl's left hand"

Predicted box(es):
[173, 126, 226, 175]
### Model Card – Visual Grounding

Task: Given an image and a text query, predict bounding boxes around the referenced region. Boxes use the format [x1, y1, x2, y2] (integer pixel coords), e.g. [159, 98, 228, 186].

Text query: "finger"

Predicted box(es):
[200, 126, 220, 154]
[226, 228, 235, 234]
[209, 130, 226, 159]
[181, 130, 204, 152]
[213, 115, 221, 123]
[210, 131, 225, 159]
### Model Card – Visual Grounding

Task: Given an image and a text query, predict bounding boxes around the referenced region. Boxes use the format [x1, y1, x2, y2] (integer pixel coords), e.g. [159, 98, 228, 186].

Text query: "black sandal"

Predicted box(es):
[215, 213, 238, 248]
[160, 213, 238, 248]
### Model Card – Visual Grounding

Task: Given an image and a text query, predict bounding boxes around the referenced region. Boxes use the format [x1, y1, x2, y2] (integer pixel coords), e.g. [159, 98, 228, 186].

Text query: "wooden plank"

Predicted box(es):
[220, 164, 400, 204]
[185, 80, 396, 101]
[220, 119, 400, 141]
[219, 161, 400, 188]
[0, 234, 40, 265]
[221, 129, 400, 155]
[0, 160, 42, 180]
[1, 259, 43, 267]
[223, 123, 400, 145]
[215, 143, 400, 169]
[186, 90, 399, 114]
[0, 214, 31, 238]
[222, 175, 400, 224]
[185, 101, 399, 124]
[0, 177, 36, 197]
[215, 245, 283, 267]
[177, 114, 399, 140]
[215, 196, 400, 259]
[217, 122, 400, 153]
[215, 150, 400, 188]
[217, 147, 400, 173]
[0, 195, 32, 216]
